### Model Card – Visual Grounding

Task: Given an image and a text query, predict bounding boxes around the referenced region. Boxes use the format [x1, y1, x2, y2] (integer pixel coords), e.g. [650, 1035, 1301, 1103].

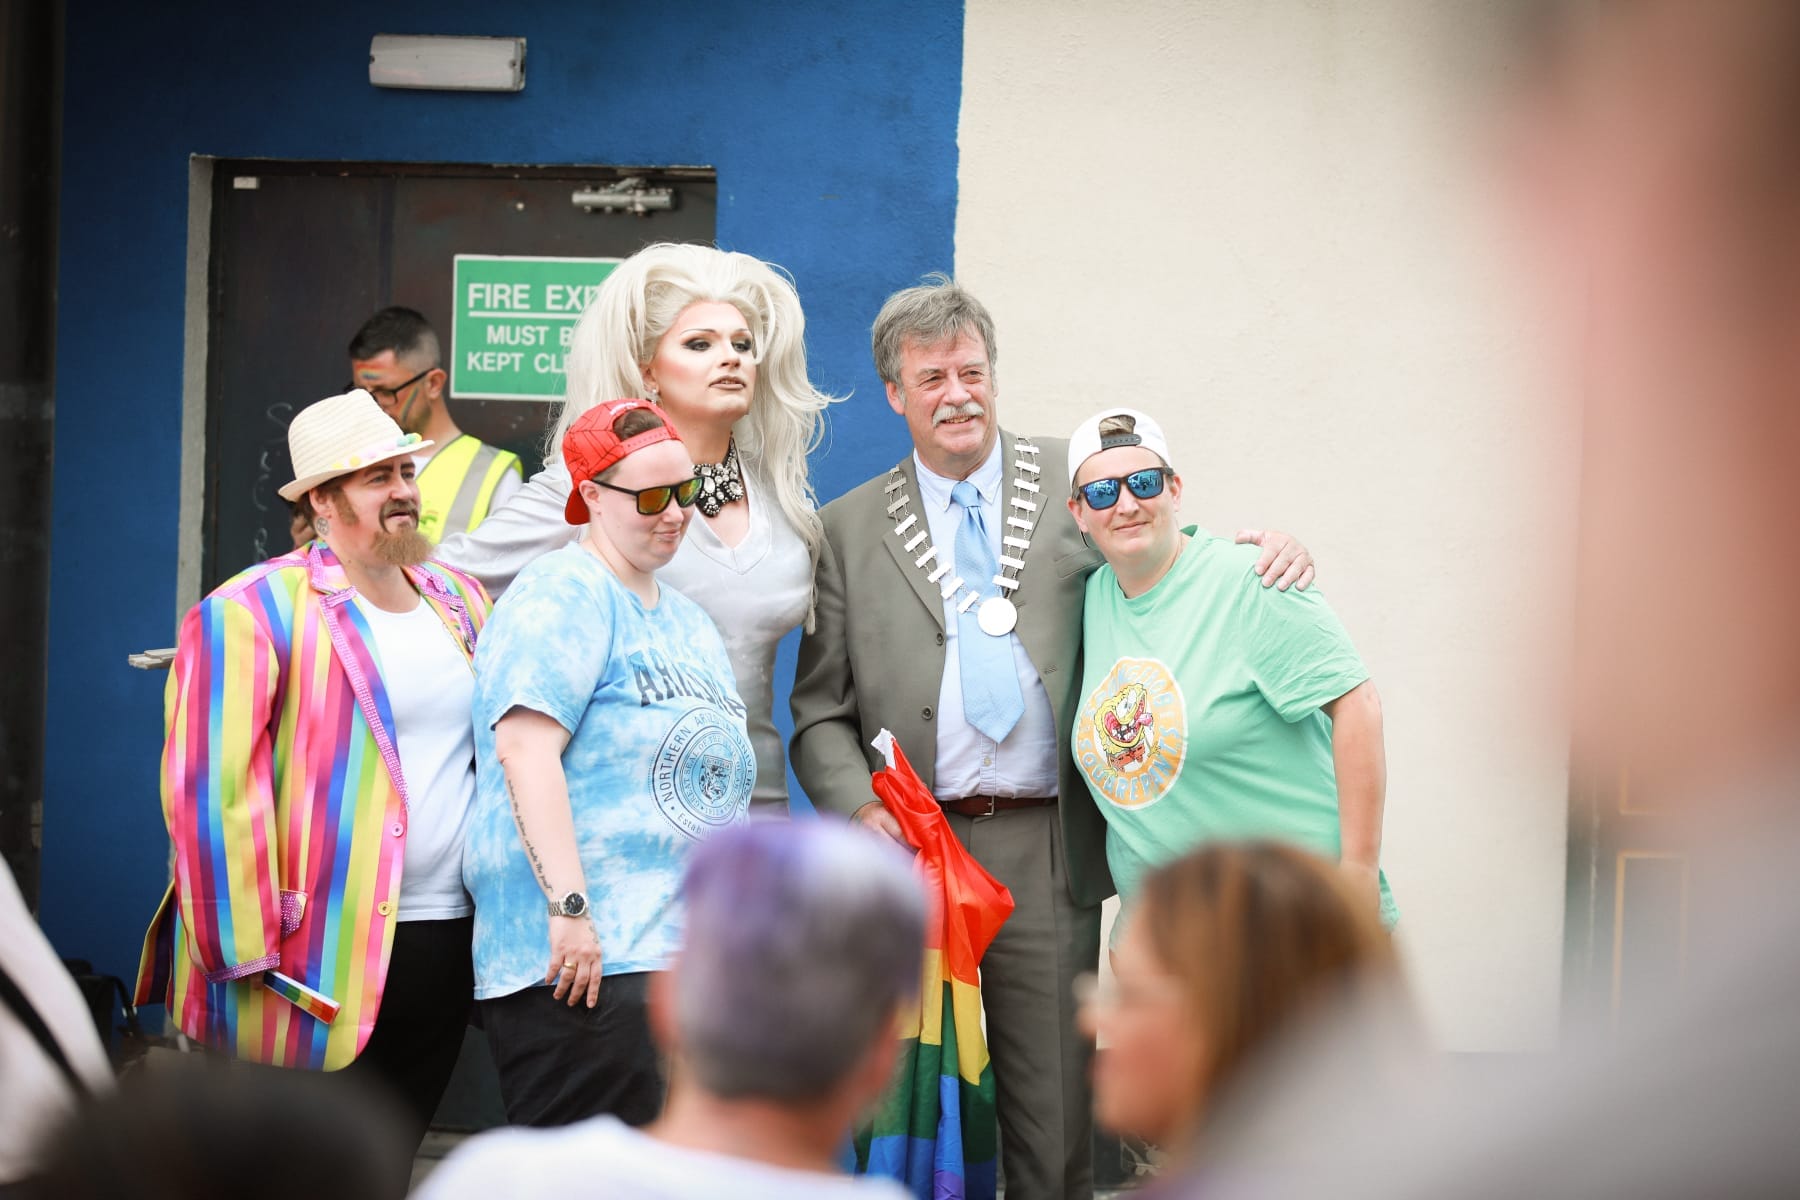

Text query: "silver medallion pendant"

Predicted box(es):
[977, 596, 1018, 637]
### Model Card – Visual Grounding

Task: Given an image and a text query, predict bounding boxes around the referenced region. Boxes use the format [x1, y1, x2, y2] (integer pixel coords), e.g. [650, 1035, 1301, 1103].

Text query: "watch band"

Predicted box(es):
[548, 891, 589, 918]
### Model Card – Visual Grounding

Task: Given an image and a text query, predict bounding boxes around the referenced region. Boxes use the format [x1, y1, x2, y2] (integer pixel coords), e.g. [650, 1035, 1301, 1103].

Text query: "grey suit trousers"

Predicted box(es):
[947, 805, 1103, 1200]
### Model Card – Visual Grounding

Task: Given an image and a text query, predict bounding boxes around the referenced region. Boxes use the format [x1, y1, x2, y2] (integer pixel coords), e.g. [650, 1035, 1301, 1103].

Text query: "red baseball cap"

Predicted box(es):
[562, 399, 684, 524]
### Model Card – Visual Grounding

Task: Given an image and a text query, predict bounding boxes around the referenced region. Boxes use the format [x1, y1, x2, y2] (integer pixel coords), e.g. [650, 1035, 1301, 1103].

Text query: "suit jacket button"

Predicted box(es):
[935, 633, 945, 646]
[921, 706, 934, 720]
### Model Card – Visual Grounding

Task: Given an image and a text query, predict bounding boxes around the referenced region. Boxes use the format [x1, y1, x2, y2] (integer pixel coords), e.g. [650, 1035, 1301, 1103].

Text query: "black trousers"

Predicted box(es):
[341, 916, 473, 1151]
[479, 971, 665, 1127]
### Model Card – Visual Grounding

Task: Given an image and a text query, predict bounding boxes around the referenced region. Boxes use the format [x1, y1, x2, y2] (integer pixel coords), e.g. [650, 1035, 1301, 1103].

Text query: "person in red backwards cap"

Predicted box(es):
[462, 399, 756, 1127]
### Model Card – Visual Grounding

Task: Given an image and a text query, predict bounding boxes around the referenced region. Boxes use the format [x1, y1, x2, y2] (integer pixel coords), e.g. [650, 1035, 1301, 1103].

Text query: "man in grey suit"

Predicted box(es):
[791, 276, 1312, 1199]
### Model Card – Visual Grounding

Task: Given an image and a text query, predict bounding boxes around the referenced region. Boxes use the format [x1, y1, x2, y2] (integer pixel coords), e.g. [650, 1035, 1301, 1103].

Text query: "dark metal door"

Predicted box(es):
[202, 160, 717, 589]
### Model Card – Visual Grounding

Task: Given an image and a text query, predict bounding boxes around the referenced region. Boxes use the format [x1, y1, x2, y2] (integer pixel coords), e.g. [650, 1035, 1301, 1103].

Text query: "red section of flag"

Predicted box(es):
[871, 737, 1015, 980]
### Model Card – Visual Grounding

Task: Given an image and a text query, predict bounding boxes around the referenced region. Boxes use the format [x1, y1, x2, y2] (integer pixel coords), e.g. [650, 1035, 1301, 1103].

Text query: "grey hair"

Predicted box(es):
[675, 821, 926, 1104]
[870, 273, 999, 391]
[552, 243, 836, 564]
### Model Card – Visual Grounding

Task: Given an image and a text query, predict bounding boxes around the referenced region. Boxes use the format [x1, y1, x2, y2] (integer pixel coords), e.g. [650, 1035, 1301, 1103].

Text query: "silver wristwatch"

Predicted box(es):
[548, 891, 589, 918]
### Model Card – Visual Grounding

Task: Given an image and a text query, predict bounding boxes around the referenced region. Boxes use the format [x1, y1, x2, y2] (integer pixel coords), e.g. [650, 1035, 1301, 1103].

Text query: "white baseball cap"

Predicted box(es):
[1067, 407, 1175, 482]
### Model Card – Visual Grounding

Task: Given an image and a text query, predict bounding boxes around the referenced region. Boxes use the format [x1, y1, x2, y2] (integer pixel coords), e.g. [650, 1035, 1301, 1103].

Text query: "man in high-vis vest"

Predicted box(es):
[348, 306, 524, 543]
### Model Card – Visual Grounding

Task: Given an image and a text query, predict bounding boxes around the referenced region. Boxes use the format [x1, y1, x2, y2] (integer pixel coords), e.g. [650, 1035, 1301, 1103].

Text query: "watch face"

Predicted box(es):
[561, 892, 588, 918]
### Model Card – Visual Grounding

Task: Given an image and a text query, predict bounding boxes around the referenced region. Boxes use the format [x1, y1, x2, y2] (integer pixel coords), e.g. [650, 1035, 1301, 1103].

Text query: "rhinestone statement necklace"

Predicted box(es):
[693, 437, 747, 518]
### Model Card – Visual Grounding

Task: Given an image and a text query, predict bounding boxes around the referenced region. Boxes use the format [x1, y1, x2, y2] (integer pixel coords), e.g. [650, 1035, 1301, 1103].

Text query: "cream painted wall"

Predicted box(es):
[956, 0, 1580, 1051]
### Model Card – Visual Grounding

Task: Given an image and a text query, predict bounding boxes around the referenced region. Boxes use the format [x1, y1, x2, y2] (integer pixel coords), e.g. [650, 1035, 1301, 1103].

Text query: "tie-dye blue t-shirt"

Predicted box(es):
[464, 543, 754, 999]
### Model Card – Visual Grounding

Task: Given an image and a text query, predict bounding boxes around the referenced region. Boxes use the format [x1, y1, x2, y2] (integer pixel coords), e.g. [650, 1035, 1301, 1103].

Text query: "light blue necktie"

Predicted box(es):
[951, 481, 1024, 742]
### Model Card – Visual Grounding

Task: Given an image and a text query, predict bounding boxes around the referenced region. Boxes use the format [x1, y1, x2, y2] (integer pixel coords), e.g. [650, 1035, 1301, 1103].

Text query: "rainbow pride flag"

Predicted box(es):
[857, 733, 1014, 1200]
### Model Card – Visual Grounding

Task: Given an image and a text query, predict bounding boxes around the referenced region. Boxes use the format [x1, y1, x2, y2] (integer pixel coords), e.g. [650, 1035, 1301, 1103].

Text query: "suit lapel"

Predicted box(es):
[1003, 429, 1064, 613]
[880, 454, 948, 631]
[997, 429, 1028, 608]
[405, 563, 478, 660]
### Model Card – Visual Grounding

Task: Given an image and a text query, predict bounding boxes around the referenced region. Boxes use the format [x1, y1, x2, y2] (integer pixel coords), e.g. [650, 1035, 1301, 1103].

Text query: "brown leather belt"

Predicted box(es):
[940, 795, 1057, 819]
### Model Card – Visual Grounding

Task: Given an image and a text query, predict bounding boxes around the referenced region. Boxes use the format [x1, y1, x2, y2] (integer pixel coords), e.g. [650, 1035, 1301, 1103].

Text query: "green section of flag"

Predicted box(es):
[857, 979, 999, 1170]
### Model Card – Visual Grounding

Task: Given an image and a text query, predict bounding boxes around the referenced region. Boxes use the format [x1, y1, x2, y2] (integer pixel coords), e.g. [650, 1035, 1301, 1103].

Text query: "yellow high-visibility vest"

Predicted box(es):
[416, 435, 524, 544]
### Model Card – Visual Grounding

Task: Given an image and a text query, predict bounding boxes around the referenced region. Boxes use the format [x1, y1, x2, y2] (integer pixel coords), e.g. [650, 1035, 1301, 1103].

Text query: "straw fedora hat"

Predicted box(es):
[278, 390, 435, 501]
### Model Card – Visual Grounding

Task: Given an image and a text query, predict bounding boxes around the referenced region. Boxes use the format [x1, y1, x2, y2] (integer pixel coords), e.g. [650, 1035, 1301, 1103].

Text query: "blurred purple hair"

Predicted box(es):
[676, 819, 926, 1102]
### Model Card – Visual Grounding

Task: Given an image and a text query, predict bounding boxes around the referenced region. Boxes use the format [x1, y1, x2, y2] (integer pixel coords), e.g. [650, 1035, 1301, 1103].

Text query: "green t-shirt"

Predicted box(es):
[1073, 530, 1398, 930]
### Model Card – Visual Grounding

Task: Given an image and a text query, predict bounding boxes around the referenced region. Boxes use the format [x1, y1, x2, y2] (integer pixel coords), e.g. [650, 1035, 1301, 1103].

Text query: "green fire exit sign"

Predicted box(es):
[451, 254, 621, 400]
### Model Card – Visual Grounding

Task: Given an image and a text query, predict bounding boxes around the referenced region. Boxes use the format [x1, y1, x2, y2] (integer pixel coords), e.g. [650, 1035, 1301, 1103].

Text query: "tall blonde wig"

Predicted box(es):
[553, 242, 836, 558]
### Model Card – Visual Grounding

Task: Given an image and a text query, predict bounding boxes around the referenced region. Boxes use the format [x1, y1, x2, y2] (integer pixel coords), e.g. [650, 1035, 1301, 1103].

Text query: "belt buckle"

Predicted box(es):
[977, 795, 999, 819]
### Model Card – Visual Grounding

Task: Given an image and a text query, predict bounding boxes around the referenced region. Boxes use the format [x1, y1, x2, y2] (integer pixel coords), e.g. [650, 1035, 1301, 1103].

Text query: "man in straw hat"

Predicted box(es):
[135, 389, 492, 1152]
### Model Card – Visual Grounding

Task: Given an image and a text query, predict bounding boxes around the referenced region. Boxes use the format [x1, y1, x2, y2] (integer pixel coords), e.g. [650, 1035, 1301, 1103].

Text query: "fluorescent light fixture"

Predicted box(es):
[369, 34, 525, 92]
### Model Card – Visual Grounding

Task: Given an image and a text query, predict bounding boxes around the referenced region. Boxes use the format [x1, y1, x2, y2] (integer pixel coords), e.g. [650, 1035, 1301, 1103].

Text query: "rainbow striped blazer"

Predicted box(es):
[134, 543, 490, 1070]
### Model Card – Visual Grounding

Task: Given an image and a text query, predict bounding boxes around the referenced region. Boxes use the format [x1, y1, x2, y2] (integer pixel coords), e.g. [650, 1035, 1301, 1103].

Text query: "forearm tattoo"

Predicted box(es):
[506, 774, 555, 896]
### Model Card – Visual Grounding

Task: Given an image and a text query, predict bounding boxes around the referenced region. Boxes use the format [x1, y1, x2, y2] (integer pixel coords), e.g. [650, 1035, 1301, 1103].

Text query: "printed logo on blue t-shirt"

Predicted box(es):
[630, 648, 748, 717]
[654, 706, 756, 840]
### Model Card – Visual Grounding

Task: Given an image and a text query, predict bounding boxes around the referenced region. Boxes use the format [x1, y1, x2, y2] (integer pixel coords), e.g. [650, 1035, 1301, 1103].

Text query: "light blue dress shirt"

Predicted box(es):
[913, 440, 1062, 801]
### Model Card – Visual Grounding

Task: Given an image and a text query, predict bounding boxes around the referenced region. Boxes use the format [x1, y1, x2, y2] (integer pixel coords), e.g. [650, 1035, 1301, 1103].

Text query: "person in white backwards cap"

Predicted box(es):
[1063, 407, 1395, 944]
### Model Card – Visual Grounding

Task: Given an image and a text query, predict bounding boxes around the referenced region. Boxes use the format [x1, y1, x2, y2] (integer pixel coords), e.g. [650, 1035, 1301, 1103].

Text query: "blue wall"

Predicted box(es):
[43, 0, 962, 982]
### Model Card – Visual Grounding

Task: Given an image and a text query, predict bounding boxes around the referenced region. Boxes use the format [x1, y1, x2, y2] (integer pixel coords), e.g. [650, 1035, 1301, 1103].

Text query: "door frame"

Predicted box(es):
[1562, 759, 1691, 1037]
[175, 156, 214, 623]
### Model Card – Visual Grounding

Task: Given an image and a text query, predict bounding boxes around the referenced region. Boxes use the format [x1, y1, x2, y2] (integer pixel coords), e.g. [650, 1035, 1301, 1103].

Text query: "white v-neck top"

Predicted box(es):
[659, 470, 812, 815]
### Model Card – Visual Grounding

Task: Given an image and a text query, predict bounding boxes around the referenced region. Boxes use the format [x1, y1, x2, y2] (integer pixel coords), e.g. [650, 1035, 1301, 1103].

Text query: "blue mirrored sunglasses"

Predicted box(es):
[1076, 467, 1172, 510]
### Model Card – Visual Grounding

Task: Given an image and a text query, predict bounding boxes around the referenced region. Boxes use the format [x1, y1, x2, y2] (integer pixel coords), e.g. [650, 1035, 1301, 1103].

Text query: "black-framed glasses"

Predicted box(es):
[346, 366, 434, 407]
[594, 476, 703, 515]
[1075, 468, 1173, 510]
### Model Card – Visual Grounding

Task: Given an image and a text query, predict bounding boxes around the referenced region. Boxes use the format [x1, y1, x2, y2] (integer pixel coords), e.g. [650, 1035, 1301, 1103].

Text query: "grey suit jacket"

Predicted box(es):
[790, 431, 1115, 908]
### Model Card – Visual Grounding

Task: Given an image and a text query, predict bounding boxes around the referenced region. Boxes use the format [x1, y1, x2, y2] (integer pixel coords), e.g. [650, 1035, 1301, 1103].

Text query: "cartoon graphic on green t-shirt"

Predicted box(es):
[1079, 663, 1187, 809]
[1074, 531, 1398, 930]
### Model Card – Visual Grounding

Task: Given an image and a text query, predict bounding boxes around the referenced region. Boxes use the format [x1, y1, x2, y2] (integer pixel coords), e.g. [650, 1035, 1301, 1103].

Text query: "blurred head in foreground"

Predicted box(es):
[26, 1061, 409, 1200]
[1505, 0, 1800, 800]
[653, 820, 927, 1120]
[1082, 842, 1404, 1155]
